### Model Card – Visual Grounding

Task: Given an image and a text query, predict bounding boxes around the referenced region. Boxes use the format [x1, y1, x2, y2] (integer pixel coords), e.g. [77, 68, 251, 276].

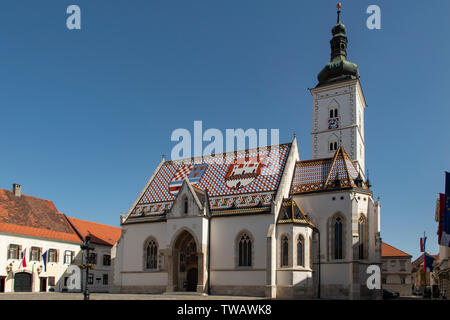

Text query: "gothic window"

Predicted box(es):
[183, 197, 188, 215]
[334, 217, 343, 260]
[281, 236, 289, 267]
[329, 141, 338, 152]
[358, 216, 367, 260]
[146, 239, 158, 270]
[297, 236, 305, 267]
[238, 233, 252, 267]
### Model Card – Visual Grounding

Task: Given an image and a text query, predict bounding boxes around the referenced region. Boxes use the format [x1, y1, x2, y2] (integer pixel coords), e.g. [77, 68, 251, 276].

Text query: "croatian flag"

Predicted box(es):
[20, 248, 27, 268]
[440, 172, 450, 247]
[420, 237, 427, 252]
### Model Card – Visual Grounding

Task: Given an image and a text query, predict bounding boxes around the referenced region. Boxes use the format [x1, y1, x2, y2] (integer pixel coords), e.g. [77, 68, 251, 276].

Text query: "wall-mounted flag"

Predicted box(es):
[42, 250, 47, 272]
[424, 254, 435, 273]
[441, 172, 450, 247]
[20, 248, 27, 268]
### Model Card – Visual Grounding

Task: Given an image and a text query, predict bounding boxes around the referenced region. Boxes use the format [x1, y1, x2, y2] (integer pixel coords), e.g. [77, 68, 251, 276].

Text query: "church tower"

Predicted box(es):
[310, 3, 367, 177]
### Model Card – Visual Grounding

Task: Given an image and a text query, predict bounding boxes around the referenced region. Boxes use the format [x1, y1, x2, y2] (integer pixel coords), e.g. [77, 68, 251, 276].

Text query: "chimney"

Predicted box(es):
[13, 184, 22, 197]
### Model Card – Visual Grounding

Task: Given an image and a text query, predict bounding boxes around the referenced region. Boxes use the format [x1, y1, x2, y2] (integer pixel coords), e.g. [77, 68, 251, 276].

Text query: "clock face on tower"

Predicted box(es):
[328, 117, 340, 129]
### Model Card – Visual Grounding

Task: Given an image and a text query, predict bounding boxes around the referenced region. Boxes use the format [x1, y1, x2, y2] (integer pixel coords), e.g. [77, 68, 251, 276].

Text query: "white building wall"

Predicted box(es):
[0, 233, 82, 293]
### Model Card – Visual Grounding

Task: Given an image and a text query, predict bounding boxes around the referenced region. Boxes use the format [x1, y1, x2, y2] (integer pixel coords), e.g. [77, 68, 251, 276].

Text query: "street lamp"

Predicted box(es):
[80, 235, 94, 300]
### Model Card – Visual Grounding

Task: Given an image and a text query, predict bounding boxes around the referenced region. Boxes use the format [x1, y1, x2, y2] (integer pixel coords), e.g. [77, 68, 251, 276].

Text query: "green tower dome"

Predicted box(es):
[317, 4, 359, 87]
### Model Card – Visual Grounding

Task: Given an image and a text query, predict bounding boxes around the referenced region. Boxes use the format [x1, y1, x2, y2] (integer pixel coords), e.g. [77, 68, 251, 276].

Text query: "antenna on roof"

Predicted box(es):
[162, 153, 165, 161]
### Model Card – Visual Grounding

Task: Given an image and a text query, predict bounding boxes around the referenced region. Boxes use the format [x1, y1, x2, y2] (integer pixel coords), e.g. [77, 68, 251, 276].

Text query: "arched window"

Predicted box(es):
[334, 217, 343, 260]
[297, 236, 305, 267]
[358, 216, 367, 260]
[146, 240, 158, 269]
[334, 109, 338, 118]
[281, 236, 289, 267]
[183, 197, 188, 215]
[330, 109, 334, 118]
[238, 233, 252, 267]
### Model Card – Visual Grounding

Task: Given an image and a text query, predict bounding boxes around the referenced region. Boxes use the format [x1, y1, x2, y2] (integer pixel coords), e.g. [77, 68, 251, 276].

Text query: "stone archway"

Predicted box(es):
[167, 229, 205, 293]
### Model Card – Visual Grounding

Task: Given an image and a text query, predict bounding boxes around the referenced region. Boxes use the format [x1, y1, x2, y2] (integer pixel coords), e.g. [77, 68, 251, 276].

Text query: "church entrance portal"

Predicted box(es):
[171, 230, 199, 292]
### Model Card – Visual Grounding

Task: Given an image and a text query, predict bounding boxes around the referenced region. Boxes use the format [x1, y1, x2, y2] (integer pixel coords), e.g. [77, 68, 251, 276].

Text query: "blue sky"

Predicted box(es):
[0, 0, 449, 259]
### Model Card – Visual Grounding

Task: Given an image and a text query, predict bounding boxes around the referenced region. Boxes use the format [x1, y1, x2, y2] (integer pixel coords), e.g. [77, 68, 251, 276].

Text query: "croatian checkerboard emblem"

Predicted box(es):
[169, 164, 208, 195]
[225, 156, 265, 190]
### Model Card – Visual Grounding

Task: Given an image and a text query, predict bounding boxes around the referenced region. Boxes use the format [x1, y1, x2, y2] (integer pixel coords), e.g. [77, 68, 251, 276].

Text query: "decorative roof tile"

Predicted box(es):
[290, 147, 362, 194]
[277, 198, 314, 226]
[127, 144, 291, 221]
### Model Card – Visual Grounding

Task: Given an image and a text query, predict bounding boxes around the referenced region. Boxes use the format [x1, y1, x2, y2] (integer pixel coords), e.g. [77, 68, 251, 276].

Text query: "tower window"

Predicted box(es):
[329, 141, 338, 152]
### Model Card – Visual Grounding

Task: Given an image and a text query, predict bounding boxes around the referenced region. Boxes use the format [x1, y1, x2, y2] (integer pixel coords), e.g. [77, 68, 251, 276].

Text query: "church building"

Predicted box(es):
[112, 6, 382, 299]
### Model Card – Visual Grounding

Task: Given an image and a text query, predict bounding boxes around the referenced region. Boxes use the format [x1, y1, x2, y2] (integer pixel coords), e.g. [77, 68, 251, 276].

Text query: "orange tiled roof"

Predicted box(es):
[67, 216, 121, 246]
[0, 188, 81, 243]
[381, 242, 412, 258]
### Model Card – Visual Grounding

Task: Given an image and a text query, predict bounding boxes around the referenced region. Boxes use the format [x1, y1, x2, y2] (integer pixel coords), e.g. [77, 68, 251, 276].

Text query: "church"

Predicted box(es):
[112, 6, 382, 299]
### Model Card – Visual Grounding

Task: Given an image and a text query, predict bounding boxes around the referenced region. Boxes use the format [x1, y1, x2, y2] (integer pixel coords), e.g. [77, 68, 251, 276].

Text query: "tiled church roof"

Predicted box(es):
[126, 144, 291, 220]
[290, 147, 363, 194]
[0, 189, 81, 243]
[277, 198, 314, 226]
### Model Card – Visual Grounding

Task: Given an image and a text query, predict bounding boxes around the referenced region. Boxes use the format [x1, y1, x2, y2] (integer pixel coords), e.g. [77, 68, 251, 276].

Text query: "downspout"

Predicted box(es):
[206, 190, 211, 295]
[313, 226, 321, 299]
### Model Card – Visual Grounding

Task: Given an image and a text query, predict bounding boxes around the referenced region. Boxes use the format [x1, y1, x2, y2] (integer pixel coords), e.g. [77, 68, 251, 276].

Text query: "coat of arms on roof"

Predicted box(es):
[225, 156, 265, 190]
[169, 163, 208, 195]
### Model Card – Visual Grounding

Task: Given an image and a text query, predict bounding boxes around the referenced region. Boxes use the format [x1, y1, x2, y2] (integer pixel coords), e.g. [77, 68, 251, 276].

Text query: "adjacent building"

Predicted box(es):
[0, 184, 120, 293]
[435, 195, 450, 299]
[381, 242, 412, 296]
[411, 253, 440, 294]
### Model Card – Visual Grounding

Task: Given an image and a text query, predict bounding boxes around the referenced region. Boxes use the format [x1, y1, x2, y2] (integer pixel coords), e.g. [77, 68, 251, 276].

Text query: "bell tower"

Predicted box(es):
[309, 3, 367, 177]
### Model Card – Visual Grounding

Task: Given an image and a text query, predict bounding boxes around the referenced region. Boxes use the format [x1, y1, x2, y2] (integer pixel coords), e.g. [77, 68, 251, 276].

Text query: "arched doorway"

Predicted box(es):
[172, 230, 199, 292]
[14, 272, 32, 292]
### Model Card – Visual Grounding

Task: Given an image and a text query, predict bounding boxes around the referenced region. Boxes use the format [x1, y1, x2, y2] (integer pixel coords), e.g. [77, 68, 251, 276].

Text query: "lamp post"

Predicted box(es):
[80, 235, 93, 300]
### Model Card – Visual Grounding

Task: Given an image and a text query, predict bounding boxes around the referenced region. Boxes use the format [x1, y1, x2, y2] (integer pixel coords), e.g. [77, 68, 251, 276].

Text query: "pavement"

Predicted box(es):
[0, 292, 264, 300]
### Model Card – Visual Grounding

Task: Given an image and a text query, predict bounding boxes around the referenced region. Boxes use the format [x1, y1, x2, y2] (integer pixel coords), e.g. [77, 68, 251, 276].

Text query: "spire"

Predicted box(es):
[337, 2, 341, 24]
[316, 3, 359, 87]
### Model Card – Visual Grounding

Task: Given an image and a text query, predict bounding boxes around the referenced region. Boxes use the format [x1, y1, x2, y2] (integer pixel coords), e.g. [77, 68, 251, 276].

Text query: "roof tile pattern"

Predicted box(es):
[128, 144, 291, 220]
[291, 147, 361, 194]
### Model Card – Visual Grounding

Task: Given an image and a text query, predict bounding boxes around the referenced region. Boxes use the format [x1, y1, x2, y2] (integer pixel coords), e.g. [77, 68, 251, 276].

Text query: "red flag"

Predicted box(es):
[420, 237, 426, 252]
[20, 248, 27, 268]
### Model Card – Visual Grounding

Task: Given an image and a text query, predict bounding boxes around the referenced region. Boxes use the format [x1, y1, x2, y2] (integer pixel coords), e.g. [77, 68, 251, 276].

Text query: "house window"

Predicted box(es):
[334, 217, 343, 260]
[329, 141, 338, 152]
[103, 254, 111, 266]
[390, 260, 396, 267]
[382, 277, 386, 284]
[7, 244, 20, 260]
[48, 249, 59, 263]
[30, 247, 41, 261]
[358, 216, 367, 260]
[238, 233, 252, 267]
[88, 274, 94, 285]
[89, 252, 97, 265]
[64, 251, 74, 264]
[48, 277, 55, 286]
[103, 274, 108, 285]
[281, 236, 289, 267]
[400, 261, 406, 271]
[297, 236, 305, 267]
[146, 240, 158, 270]
[184, 197, 188, 214]
[400, 277, 406, 284]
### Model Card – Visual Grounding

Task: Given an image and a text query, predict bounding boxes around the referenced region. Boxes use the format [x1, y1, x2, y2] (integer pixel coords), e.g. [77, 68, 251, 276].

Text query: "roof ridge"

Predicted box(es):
[67, 216, 121, 230]
[165, 142, 292, 164]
